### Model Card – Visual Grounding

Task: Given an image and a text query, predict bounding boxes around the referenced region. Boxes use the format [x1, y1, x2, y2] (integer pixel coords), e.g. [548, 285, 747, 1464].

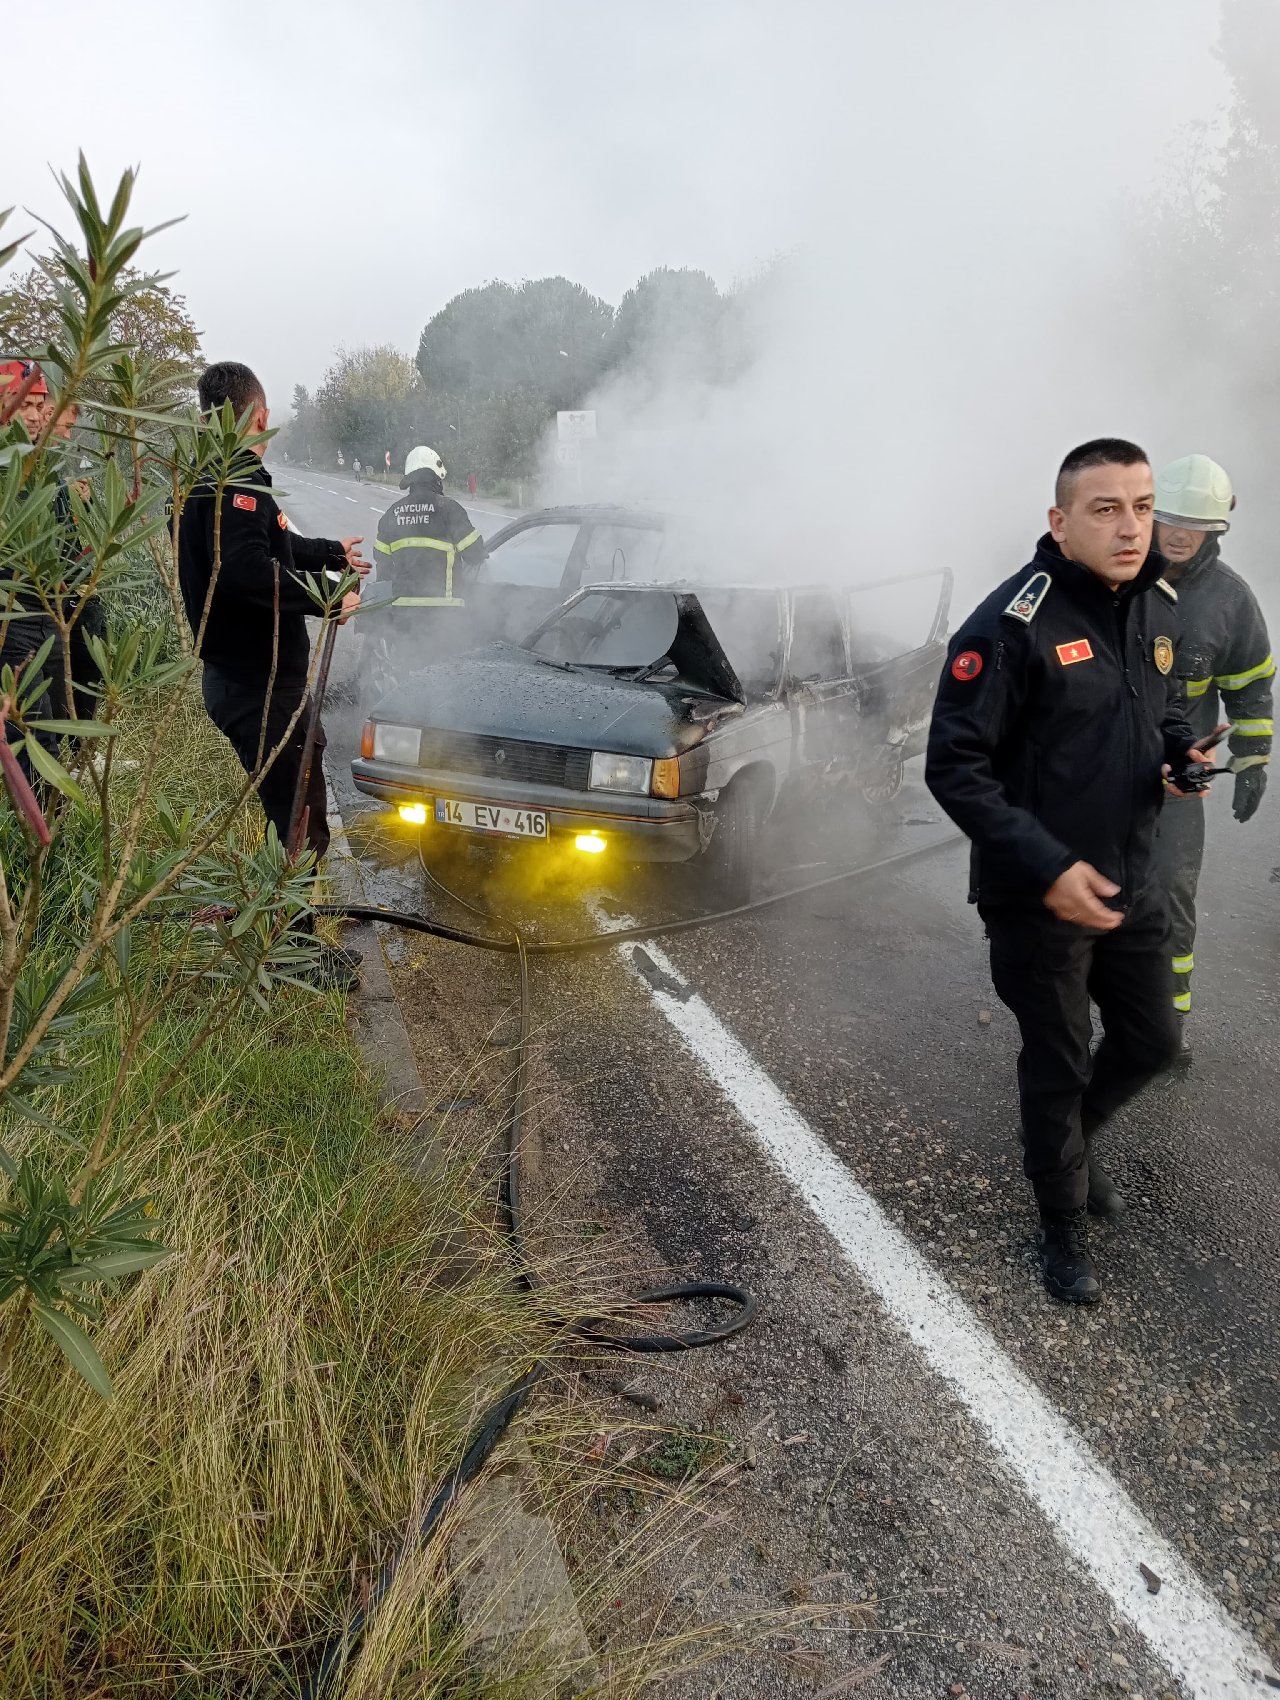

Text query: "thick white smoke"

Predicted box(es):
[534, 0, 1234, 631]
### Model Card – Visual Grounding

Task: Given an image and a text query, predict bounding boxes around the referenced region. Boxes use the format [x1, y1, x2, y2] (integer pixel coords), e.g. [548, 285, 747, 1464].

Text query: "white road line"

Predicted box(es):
[603, 918, 1275, 1698]
[345, 495, 358, 503]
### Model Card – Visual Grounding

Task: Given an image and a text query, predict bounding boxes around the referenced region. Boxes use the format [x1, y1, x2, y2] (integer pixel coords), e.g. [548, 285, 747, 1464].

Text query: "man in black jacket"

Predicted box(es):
[179, 361, 368, 983]
[926, 439, 1218, 1304]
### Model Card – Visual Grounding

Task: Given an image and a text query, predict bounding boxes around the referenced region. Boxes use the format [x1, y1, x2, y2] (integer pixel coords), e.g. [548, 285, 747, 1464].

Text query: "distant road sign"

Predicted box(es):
[557, 410, 597, 441]
[554, 441, 581, 466]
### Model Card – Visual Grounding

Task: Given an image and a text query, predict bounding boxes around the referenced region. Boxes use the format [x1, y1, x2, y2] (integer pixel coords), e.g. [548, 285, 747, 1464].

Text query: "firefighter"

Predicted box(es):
[1152, 455, 1271, 1058]
[178, 361, 369, 989]
[926, 439, 1216, 1304]
[371, 446, 486, 679]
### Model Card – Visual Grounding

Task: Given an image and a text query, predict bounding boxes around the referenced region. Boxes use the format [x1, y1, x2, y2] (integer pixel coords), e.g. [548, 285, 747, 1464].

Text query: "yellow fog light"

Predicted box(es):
[398, 802, 428, 825]
[574, 832, 607, 854]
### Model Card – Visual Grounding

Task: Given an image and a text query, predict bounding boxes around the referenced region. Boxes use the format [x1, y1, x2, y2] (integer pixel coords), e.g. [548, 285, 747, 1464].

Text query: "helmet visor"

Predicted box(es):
[1154, 510, 1229, 534]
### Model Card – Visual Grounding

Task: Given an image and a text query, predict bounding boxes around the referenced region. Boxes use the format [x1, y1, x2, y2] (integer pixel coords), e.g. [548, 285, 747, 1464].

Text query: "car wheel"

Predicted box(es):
[860, 748, 904, 805]
[701, 779, 760, 910]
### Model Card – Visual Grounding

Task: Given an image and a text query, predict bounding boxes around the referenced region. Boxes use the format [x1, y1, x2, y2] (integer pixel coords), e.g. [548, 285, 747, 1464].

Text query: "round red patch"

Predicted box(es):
[951, 649, 983, 682]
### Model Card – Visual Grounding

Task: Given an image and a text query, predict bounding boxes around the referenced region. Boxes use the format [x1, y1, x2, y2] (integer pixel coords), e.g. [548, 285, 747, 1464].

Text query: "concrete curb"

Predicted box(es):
[322, 775, 600, 1692]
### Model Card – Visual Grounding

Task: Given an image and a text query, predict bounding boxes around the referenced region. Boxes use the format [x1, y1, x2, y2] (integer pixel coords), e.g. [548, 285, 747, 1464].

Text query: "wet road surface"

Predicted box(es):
[284, 472, 1280, 1698]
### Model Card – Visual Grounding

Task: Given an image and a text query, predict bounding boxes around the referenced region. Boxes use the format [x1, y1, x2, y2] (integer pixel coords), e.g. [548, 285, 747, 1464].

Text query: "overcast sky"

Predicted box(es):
[7, 0, 1228, 412]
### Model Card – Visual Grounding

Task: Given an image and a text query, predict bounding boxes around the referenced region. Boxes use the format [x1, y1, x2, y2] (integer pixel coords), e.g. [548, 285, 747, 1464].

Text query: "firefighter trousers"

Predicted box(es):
[1152, 795, 1204, 1015]
[981, 885, 1180, 1214]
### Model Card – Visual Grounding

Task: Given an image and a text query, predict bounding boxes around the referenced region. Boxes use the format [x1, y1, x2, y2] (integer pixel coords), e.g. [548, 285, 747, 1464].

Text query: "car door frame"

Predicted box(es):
[571, 515, 669, 593]
[781, 587, 858, 775]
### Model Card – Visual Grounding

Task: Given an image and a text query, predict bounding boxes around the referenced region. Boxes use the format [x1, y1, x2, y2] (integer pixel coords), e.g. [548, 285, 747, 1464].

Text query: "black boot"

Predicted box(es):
[1172, 1017, 1193, 1070]
[1037, 1207, 1101, 1304]
[1086, 1154, 1126, 1217]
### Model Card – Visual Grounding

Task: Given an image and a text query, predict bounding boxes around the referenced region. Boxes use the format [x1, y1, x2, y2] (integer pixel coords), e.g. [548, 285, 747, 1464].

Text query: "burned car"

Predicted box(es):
[351, 574, 950, 900]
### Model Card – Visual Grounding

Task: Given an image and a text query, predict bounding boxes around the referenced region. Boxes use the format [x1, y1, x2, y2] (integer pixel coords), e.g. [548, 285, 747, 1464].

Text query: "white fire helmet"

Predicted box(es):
[1154, 454, 1235, 533]
[404, 445, 447, 481]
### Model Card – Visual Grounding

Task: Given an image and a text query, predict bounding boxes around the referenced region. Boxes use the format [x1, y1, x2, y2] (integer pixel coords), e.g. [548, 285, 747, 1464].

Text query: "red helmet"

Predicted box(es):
[0, 359, 49, 397]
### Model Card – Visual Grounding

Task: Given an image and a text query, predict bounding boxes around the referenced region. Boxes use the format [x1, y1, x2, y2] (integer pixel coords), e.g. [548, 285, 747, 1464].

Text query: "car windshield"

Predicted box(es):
[529, 590, 680, 668]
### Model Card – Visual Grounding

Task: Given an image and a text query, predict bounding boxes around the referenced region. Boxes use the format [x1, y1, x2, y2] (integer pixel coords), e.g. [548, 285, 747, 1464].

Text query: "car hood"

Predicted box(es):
[374, 643, 736, 758]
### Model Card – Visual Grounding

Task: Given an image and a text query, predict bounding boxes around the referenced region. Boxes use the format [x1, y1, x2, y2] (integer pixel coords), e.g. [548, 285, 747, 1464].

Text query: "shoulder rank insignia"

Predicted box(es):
[1002, 569, 1052, 625]
[1155, 577, 1178, 603]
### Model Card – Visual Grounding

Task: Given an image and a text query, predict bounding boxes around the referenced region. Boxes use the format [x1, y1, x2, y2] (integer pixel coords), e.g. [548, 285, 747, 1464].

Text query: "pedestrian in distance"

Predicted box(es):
[1150, 455, 1272, 1058]
[178, 360, 370, 990]
[926, 439, 1221, 1304]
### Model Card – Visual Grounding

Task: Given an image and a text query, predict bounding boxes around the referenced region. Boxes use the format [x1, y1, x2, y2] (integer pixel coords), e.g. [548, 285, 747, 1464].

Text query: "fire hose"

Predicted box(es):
[299, 829, 961, 1695]
[282, 625, 963, 1693]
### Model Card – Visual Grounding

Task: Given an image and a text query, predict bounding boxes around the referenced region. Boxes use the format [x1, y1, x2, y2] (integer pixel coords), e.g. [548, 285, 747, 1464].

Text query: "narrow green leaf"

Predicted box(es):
[33, 1304, 113, 1400]
[28, 719, 116, 738]
[62, 1245, 170, 1282]
[21, 734, 88, 805]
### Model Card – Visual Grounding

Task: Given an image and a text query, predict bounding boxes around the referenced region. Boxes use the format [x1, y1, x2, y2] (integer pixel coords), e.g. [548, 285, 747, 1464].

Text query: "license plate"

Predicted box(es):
[434, 797, 549, 839]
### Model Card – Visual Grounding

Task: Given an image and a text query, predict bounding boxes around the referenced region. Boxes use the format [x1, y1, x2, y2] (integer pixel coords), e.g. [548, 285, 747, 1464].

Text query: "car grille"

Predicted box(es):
[417, 730, 591, 791]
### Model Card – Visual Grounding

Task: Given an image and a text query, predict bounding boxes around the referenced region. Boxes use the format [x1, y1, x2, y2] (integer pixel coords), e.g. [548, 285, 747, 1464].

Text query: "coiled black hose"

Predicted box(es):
[300, 828, 961, 1695]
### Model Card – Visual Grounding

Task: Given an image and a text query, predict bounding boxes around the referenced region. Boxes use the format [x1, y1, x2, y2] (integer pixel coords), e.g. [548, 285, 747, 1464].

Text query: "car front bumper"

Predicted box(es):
[350, 757, 705, 863]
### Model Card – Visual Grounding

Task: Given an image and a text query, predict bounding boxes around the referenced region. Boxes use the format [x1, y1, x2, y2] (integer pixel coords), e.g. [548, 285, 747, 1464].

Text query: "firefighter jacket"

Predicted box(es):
[373, 473, 486, 606]
[178, 459, 348, 692]
[926, 536, 1197, 909]
[1164, 538, 1273, 766]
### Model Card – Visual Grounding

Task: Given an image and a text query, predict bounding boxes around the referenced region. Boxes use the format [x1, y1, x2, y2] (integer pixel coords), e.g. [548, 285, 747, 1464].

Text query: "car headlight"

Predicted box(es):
[372, 722, 422, 765]
[589, 751, 653, 794]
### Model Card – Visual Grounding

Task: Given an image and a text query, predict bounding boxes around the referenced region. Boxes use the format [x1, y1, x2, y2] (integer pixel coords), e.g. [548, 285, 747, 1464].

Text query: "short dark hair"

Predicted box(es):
[1055, 438, 1149, 508]
[198, 360, 266, 419]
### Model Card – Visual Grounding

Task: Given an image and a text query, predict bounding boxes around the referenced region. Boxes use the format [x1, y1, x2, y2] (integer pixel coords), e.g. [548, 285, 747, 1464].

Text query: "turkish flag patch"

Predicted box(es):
[232, 493, 257, 512]
[1056, 639, 1094, 666]
[951, 649, 984, 682]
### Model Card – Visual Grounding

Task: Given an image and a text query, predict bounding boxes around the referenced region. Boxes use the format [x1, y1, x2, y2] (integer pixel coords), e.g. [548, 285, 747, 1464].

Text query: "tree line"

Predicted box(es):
[277, 265, 763, 488]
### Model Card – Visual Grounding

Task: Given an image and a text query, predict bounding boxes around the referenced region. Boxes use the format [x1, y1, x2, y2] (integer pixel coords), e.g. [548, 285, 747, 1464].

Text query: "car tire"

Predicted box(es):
[702, 779, 760, 910]
[860, 747, 904, 805]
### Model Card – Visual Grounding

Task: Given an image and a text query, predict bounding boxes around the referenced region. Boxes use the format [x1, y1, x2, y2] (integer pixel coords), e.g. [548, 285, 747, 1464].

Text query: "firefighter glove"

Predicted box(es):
[1233, 764, 1267, 823]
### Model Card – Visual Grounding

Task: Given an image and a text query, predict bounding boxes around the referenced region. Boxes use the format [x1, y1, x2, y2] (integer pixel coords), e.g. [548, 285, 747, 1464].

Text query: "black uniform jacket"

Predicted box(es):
[374, 475, 486, 603]
[925, 536, 1197, 909]
[178, 460, 347, 692]
[1165, 538, 1273, 764]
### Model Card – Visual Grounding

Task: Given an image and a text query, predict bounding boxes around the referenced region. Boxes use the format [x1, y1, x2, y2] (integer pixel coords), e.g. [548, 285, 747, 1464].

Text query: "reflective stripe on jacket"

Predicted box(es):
[1167, 540, 1273, 763]
[373, 479, 486, 607]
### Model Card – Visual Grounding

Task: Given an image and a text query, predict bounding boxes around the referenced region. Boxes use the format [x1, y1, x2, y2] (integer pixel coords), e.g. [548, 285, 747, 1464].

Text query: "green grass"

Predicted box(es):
[0, 677, 549, 1696]
[0, 671, 785, 1698]
[0, 969, 545, 1697]
[642, 1428, 731, 1483]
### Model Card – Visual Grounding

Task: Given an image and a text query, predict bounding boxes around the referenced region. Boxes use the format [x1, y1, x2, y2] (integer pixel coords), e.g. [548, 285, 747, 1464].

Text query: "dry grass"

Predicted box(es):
[0, 672, 802, 1698]
[0, 990, 544, 1696]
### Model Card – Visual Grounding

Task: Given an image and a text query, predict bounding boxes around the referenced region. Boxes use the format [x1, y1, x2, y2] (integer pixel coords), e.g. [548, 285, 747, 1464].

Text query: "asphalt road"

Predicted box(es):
[283, 468, 1280, 1698]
